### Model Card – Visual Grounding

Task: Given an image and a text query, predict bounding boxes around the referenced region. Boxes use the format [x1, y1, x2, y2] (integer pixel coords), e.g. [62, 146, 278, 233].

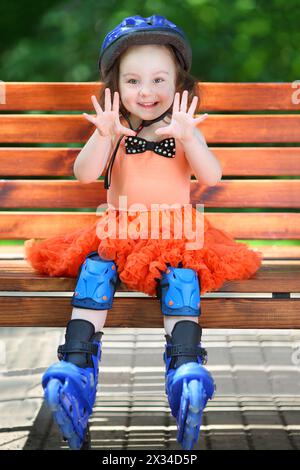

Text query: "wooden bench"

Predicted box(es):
[0, 82, 299, 328]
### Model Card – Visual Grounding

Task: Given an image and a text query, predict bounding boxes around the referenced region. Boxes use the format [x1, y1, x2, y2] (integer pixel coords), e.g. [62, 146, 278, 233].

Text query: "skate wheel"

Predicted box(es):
[177, 378, 207, 450]
[80, 422, 91, 450]
[176, 378, 189, 443]
[44, 378, 62, 412]
[44, 378, 82, 450]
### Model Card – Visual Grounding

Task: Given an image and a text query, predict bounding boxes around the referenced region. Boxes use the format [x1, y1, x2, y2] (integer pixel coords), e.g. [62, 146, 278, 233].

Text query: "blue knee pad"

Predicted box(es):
[71, 251, 119, 310]
[157, 264, 201, 317]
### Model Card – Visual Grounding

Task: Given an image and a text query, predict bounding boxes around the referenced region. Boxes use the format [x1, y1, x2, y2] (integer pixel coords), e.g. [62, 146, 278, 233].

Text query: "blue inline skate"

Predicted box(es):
[42, 319, 102, 450]
[164, 320, 216, 450]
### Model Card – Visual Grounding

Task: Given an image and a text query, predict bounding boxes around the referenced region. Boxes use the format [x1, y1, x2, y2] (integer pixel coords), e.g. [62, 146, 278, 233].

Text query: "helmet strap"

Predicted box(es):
[121, 106, 173, 135]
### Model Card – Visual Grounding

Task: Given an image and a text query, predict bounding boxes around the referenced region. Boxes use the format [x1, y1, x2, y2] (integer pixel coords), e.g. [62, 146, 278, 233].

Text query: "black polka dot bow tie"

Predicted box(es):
[124, 136, 176, 158]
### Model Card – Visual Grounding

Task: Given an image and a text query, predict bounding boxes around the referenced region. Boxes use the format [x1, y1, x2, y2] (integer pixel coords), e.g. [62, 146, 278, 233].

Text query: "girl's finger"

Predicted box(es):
[173, 92, 180, 114]
[194, 114, 208, 124]
[82, 113, 96, 125]
[180, 90, 188, 113]
[104, 88, 111, 112]
[188, 95, 198, 116]
[155, 127, 167, 136]
[112, 91, 119, 114]
[121, 125, 136, 136]
[91, 95, 103, 115]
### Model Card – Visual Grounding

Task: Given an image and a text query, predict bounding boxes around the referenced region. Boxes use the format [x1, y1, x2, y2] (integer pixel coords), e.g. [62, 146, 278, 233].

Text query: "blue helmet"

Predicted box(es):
[98, 14, 192, 79]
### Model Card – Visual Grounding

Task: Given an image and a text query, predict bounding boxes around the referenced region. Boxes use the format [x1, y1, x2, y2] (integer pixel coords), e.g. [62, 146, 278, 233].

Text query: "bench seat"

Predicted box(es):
[0, 82, 299, 329]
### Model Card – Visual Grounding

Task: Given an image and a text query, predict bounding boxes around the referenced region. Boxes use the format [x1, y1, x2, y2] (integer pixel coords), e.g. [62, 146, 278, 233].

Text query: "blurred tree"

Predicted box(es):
[0, 0, 299, 81]
[0, 0, 63, 55]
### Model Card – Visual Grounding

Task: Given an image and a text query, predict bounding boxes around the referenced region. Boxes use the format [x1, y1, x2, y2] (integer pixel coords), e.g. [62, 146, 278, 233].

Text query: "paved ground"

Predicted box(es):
[0, 327, 300, 450]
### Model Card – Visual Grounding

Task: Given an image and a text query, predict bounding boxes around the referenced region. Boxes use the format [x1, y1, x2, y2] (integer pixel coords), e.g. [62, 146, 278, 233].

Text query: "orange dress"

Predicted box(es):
[24, 132, 263, 297]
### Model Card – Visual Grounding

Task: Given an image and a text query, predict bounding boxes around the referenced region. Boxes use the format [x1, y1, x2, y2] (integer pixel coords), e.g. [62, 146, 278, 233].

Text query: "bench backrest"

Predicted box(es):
[0, 82, 299, 264]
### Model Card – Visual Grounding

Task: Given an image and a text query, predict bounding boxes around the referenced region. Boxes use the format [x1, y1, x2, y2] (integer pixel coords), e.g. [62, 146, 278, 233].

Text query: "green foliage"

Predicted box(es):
[0, 0, 299, 81]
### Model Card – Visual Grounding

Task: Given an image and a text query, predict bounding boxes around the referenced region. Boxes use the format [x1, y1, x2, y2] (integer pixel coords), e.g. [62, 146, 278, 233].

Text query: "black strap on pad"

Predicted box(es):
[57, 340, 99, 361]
[166, 344, 208, 365]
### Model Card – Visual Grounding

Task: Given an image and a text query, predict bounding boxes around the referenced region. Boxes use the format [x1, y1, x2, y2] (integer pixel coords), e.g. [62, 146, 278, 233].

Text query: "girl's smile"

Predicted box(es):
[138, 101, 159, 108]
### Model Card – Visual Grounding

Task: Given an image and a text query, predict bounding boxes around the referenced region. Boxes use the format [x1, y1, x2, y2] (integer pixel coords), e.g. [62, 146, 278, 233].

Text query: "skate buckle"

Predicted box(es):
[166, 344, 208, 365]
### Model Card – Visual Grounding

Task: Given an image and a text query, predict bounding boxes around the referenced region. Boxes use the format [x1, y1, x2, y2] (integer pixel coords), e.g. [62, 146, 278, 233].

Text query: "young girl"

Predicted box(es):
[24, 14, 263, 451]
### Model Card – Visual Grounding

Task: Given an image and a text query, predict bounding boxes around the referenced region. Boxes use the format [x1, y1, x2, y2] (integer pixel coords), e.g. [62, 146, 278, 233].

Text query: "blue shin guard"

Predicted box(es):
[42, 320, 102, 450]
[164, 321, 216, 450]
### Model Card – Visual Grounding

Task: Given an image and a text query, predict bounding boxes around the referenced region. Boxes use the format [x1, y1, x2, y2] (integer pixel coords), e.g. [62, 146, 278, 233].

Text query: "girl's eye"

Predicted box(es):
[127, 78, 164, 84]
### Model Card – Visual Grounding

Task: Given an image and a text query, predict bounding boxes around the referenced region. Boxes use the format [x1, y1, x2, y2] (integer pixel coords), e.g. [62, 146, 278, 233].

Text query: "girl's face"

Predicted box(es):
[118, 45, 177, 127]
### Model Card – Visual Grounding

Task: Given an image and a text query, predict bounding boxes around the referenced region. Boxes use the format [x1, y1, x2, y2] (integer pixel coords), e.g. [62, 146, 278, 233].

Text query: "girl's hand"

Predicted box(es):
[82, 88, 136, 139]
[155, 90, 208, 143]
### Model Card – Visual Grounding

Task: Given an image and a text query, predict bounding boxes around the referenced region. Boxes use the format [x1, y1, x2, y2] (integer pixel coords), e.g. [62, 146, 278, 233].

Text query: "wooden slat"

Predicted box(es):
[0, 246, 26, 257]
[0, 260, 299, 293]
[1, 83, 299, 111]
[1, 245, 300, 260]
[0, 296, 298, 328]
[0, 148, 79, 176]
[1, 115, 300, 143]
[1, 82, 104, 111]
[204, 213, 300, 239]
[0, 180, 299, 208]
[1, 147, 300, 177]
[199, 82, 300, 111]
[0, 212, 99, 238]
[214, 147, 300, 176]
[191, 180, 300, 208]
[258, 245, 300, 259]
[0, 212, 300, 239]
[0, 115, 93, 143]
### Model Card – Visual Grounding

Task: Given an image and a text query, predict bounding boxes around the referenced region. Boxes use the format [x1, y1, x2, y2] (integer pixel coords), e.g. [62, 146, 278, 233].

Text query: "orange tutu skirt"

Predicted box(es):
[24, 206, 263, 296]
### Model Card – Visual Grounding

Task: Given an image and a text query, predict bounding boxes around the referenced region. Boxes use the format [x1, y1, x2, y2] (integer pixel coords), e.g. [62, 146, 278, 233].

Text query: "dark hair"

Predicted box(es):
[98, 44, 201, 118]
